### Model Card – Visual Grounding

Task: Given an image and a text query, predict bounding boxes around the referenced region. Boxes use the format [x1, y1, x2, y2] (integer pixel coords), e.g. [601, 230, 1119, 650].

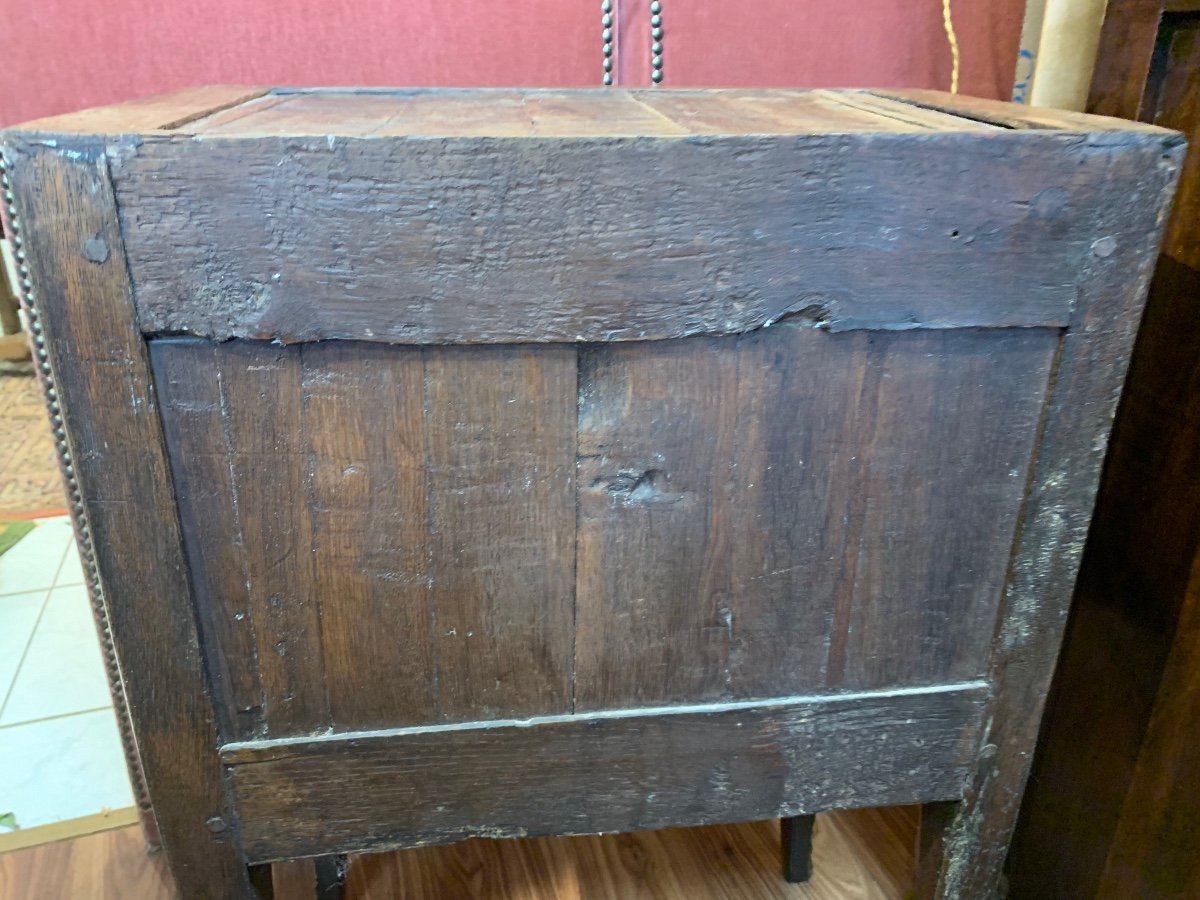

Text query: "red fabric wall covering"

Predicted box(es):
[0, 0, 1024, 127]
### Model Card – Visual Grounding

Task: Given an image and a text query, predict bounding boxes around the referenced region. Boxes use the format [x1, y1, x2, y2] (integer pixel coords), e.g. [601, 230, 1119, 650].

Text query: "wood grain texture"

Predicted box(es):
[222, 684, 985, 863]
[2, 137, 255, 896]
[96, 123, 1137, 343]
[1008, 12, 1200, 897]
[833, 329, 1055, 690]
[10, 85, 267, 134]
[918, 129, 1184, 900]
[1084, 0, 1167, 121]
[156, 339, 436, 736]
[1095, 551, 1200, 899]
[220, 341, 330, 735]
[1146, 16, 1200, 271]
[575, 338, 739, 708]
[155, 339, 576, 735]
[730, 326, 872, 697]
[162, 325, 1049, 741]
[874, 88, 1171, 133]
[0, 825, 175, 900]
[183, 89, 994, 138]
[576, 325, 1055, 709]
[301, 341, 435, 731]
[424, 345, 577, 721]
[0, 810, 919, 900]
[1007, 260, 1200, 900]
[4, 89, 1182, 898]
[152, 340, 265, 740]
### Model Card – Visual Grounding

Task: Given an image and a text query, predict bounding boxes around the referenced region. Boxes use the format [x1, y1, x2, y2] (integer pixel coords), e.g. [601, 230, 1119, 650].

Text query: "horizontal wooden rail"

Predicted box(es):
[224, 682, 988, 862]
[93, 129, 1152, 344]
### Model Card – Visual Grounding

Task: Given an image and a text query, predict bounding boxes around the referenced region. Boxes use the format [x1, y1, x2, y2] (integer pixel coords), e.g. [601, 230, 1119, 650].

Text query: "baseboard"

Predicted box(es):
[0, 806, 138, 853]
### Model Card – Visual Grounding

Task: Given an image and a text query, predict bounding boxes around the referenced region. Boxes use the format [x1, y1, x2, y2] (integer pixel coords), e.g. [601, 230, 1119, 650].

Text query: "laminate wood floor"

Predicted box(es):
[0, 808, 916, 899]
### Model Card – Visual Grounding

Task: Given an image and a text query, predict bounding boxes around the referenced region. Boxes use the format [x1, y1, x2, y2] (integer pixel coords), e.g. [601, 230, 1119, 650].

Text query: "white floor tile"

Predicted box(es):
[54, 542, 85, 588]
[0, 708, 133, 830]
[0, 591, 48, 705]
[0, 584, 110, 726]
[0, 517, 73, 596]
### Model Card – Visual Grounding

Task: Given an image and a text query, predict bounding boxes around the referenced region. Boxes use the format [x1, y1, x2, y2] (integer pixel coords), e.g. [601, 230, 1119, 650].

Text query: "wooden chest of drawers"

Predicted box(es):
[0, 87, 1181, 899]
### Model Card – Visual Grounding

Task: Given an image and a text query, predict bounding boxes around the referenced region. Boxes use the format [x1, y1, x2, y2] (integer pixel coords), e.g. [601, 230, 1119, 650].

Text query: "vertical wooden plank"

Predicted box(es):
[729, 326, 876, 698]
[1095, 550, 1200, 898]
[921, 135, 1183, 899]
[152, 340, 263, 740]
[574, 338, 738, 709]
[424, 345, 576, 721]
[217, 342, 329, 735]
[579, 325, 1055, 707]
[302, 341, 436, 729]
[839, 329, 1057, 690]
[1085, 0, 1166, 120]
[2, 137, 254, 895]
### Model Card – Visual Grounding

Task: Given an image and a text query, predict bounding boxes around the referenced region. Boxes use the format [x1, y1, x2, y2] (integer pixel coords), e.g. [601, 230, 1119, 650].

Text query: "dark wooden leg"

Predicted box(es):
[247, 863, 276, 898]
[314, 855, 349, 899]
[915, 801, 957, 895]
[781, 814, 816, 883]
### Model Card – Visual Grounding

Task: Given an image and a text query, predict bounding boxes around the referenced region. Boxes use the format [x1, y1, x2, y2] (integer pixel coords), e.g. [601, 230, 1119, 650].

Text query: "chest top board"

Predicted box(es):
[0, 88, 1182, 900]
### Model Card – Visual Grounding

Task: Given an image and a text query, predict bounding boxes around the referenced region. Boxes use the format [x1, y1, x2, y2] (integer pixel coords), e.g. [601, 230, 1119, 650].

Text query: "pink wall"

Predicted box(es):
[1, 0, 1025, 127]
[617, 0, 1024, 100]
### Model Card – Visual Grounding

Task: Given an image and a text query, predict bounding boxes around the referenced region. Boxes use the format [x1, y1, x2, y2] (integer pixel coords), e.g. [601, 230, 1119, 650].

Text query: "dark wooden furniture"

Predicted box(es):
[1008, 3, 1200, 897]
[0, 87, 1180, 900]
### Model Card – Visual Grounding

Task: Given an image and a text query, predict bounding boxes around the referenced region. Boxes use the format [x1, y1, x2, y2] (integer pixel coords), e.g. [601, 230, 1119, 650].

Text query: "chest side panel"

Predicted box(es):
[153, 324, 1055, 739]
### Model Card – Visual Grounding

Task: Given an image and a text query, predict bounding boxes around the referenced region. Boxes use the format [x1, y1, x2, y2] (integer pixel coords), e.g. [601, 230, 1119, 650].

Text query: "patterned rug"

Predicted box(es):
[0, 374, 67, 518]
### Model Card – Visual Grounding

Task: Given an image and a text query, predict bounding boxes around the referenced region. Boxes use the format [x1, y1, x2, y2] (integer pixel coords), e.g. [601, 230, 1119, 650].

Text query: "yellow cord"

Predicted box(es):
[942, 0, 961, 94]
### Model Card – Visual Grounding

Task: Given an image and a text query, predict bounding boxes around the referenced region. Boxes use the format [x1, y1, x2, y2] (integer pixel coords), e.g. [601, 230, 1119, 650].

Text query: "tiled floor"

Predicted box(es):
[0, 516, 133, 836]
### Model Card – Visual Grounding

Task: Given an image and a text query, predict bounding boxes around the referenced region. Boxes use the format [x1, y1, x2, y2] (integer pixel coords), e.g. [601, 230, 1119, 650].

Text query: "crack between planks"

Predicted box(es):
[215, 347, 269, 739]
[866, 91, 1021, 130]
[823, 334, 886, 688]
[160, 89, 275, 132]
[813, 90, 941, 131]
[570, 347, 582, 715]
[299, 343, 335, 734]
[421, 347, 441, 721]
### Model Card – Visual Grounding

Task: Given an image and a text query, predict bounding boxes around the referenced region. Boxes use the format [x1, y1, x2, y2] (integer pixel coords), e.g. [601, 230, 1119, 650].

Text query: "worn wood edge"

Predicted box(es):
[9, 87, 1173, 142]
[0, 134, 254, 895]
[9, 86, 268, 135]
[0, 138, 162, 850]
[222, 680, 988, 763]
[812, 90, 1001, 131]
[12, 86, 1144, 137]
[873, 88, 1180, 135]
[224, 683, 987, 862]
[921, 132, 1187, 899]
[85, 129, 1169, 345]
[157, 90, 273, 132]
